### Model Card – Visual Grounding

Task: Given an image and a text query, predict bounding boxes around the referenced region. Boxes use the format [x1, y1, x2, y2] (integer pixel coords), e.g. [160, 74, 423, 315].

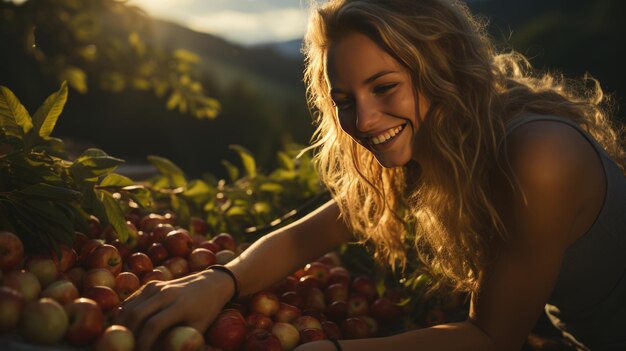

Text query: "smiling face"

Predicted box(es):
[327, 31, 430, 168]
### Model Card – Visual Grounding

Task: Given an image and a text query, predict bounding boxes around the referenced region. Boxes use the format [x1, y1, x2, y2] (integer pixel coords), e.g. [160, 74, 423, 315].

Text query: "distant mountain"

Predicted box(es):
[253, 39, 303, 59]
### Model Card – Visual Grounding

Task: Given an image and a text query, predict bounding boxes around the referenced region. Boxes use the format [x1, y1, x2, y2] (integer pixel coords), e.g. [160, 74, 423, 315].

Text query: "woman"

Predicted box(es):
[117, 0, 626, 350]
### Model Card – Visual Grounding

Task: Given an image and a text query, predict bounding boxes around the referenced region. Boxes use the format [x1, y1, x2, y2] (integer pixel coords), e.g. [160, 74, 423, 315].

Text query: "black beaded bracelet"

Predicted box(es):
[206, 264, 240, 303]
[329, 338, 343, 351]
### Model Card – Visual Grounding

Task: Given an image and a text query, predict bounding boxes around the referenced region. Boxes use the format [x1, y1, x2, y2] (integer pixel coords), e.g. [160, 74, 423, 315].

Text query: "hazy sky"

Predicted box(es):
[129, 0, 311, 45]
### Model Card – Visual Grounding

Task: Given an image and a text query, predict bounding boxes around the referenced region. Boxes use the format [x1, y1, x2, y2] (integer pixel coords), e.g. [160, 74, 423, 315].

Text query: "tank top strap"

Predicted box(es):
[505, 114, 609, 159]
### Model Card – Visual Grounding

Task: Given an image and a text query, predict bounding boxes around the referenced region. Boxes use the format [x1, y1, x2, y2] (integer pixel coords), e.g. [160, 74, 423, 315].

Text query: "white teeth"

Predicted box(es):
[371, 125, 404, 145]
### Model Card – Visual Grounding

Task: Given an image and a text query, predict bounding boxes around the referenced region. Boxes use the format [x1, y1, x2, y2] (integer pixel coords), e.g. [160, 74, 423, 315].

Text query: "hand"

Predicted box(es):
[294, 340, 340, 351]
[115, 269, 234, 351]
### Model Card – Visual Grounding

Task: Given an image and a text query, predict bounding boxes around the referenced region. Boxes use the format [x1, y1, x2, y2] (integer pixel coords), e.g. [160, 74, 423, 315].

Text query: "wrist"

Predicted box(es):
[202, 264, 240, 304]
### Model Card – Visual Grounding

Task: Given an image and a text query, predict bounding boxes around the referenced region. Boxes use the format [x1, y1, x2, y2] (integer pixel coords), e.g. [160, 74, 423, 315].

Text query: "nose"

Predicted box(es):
[354, 97, 379, 134]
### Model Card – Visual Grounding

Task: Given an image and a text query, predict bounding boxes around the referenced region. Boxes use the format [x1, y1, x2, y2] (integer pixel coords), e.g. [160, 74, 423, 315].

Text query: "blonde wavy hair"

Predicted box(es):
[303, 0, 625, 294]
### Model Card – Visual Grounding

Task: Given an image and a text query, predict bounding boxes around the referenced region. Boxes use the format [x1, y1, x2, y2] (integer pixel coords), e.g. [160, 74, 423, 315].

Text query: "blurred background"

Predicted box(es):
[1, 0, 624, 179]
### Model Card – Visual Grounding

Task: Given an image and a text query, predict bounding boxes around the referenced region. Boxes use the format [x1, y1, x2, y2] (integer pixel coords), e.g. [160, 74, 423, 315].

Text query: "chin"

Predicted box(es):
[374, 154, 412, 168]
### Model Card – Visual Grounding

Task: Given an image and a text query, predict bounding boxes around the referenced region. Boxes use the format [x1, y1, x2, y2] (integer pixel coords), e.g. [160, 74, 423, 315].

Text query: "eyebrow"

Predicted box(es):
[330, 70, 398, 95]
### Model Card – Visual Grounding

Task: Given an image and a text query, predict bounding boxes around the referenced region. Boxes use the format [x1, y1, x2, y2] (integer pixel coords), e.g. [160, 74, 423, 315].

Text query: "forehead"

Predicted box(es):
[326, 32, 405, 86]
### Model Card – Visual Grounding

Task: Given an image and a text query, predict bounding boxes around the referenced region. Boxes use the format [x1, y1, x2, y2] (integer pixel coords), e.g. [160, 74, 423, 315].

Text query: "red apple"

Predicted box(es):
[274, 302, 302, 323]
[325, 283, 349, 304]
[328, 267, 350, 287]
[73, 231, 89, 253]
[304, 262, 330, 287]
[154, 265, 174, 280]
[110, 239, 131, 261]
[25, 255, 59, 287]
[3, 269, 41, 301]
[296, 275, 319, 296]
[246, 312, 273, 330]
[0, 286, 24, 330]
[84, 286, 120, 312]
[140, 213, 167, 233]
[274, 275, 298, 295]
[147, 242, 169, 265]
[303, 287, 326, 311]
[163, 257, 189, 278]
[52, 245, 77, 273]
[280, 291, 303, 308]
[211, 233, 236, 252]
[85, 244, 122, 275]
[164, 229, 193, 258]
[198, 240, 220, 254]
[243, 329, 282, 351]
[64, 298, 105, 346]
[20, 298, 69, 345]
[136, 230, 152, 252]
[94, 325, 135, 351]
[301, 309, 327, 323]
[87, 215, 102, 238]
[83, 268, 116, 290]
[249, 291, 280, 316]
[114, 272, 141, 301]
[350, 276, 377, 301]
[216, 250, 236, 264]
[151, 223, 176, 243]
[163, 326, 205, 351]
[41, 279, 79, 305]
[291, 315, 322, 332]
[61, 266, 85, 290]
[347, 294, 369, 317]
[317, 252, 341, 267]
[272, 322, 300, 350]
[370, 297, 403, 323]
[300, 328, 326, 343]
[141, 269, 167, 284]
[188, 248, 216, 272]
[190, 217, 208, 235]
[125, 252, 153, 277]
[361, 315, 379, 336]
[78, 239, 104, 265]
[206, 310, 248, 351]
[341, 317, 370, 339]
[321, 321, 342, 340]
[324, 301, 348, 323]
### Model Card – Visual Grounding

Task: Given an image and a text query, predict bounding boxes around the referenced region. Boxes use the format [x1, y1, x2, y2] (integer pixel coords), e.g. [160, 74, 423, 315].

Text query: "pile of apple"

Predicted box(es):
[0, 211, 419, 351]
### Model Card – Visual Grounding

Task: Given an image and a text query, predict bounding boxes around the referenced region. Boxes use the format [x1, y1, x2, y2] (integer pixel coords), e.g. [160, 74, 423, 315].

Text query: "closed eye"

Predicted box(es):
[332, 97, 354, 111]
[373, 83, 398, 95]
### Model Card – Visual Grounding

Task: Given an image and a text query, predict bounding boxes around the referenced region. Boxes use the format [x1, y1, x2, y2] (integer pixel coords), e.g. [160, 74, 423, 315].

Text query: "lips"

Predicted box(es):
[368, 123, 407, 146]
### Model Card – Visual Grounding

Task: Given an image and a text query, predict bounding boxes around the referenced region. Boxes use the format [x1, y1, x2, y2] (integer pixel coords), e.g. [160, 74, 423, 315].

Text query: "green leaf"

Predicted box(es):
[183, 179, 211, 197]
[221, 160, 239, 183]
[147, 155, 186, 188]
[229, 145, 256, 178]
[98, 190, 133, 243]
[100, 173, 134, 187]
[60, 68, 87, 94]
[277, 151, 295, 170]
[0, 85, 33, 135]
[19, 183, 82, 202]
[376, 278, 387, 299]
[71, 148, 124, 180]
[32, 81, 68, 138]
[259, 182, 283, 193]
[170, 194, 190, 227]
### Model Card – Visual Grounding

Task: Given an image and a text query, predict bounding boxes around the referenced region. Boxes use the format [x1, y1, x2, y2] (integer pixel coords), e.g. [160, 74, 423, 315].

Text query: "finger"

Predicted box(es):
[136, 304, 183, 351]
[122, 281, 159, 308]
[118, 292, 168, 335]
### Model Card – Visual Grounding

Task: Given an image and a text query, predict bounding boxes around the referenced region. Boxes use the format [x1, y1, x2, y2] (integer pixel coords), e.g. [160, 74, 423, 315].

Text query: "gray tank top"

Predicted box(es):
[505, 114, 626, 351]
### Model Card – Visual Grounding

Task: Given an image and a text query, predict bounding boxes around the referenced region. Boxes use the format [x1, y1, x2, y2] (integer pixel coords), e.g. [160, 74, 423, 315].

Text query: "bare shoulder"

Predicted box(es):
[505, 120, 600, 181]
[503, 119, 606, 244]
